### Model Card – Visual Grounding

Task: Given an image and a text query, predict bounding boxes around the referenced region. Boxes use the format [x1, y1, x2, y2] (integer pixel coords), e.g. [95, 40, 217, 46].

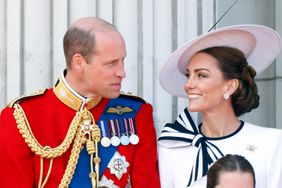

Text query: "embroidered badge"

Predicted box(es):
[108, 152, 129, 179]
[98, 176, 119, 188]
[107, 105, 133, 115]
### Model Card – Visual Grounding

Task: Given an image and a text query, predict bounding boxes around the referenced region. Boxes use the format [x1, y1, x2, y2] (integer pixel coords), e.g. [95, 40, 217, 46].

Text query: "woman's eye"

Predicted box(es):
[198, 73, 207, 78]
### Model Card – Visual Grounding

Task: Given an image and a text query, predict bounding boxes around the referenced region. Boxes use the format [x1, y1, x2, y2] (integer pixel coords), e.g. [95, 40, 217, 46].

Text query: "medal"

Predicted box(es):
[120, 135, 130, 145]
[109, 120, 120, 146]
[129, 134, 139, 145]
[120, 119, 130, 145]
[101, 136, 111, 147]
[111, 136, 120, 146]
[128, 118, 139, 145]
[100, 121, 111, 147]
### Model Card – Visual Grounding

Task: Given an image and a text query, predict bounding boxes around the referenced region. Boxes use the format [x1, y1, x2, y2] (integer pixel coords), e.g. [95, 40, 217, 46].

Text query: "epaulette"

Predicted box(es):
[7, 88, 48, 108]
[120, 91, 147, 104]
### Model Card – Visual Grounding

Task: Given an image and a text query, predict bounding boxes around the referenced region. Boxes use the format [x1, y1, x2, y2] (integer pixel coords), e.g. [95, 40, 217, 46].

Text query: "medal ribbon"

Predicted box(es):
[110, 120, 117, 137]
[115, 119, 121, 138]
[129, 118, 135, 135]
[123, 119, 129, 136]
[100, 121, 107, 137]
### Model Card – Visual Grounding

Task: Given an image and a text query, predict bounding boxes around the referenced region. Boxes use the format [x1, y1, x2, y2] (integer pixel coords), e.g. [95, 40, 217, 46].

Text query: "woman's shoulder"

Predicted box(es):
[244, 122, 282, 132]
[243, 122, 282, 140]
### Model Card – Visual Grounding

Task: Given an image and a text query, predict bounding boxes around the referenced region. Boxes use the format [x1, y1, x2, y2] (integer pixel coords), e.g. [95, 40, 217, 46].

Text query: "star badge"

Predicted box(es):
[80, 120, 94, 136]
[108, 152, 129, 179]
[98, 176, 119, 188]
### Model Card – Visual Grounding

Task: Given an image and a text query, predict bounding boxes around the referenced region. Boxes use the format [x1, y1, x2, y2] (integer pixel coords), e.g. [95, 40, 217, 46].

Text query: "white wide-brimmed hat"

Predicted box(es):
[159, 24, 281, 98]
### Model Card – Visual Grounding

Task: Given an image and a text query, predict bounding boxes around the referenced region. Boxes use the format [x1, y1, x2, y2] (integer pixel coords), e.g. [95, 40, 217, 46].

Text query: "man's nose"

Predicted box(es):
[117, 62, 126, 78]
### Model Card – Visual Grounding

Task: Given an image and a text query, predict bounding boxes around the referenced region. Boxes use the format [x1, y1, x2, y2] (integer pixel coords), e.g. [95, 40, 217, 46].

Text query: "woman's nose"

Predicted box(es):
[184, 77, 195, 91]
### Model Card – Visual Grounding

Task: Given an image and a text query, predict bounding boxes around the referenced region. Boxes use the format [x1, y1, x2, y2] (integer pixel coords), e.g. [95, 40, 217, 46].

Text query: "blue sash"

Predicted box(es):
[70, 96, 142, 187]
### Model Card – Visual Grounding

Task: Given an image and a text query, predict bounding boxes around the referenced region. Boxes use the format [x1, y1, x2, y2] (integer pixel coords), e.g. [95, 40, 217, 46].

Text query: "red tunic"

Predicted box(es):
[0, 88, 160, 188]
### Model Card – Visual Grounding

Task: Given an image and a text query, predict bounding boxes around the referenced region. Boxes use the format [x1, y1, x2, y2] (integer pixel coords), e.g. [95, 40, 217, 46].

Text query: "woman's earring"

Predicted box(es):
[223, 93, 229, 100]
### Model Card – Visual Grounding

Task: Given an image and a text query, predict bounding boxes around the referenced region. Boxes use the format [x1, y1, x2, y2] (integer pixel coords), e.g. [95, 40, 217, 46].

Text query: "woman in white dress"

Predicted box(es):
[158, 25, 282, 188]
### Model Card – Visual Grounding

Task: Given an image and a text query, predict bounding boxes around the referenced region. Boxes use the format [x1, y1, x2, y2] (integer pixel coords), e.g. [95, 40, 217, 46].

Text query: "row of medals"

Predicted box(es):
[101, 133, 139, 147]
[99, 120, 140, 147]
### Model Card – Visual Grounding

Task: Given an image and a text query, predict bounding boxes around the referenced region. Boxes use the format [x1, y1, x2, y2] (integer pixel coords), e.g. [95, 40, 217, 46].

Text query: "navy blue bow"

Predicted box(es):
[158, 108, 224, 186]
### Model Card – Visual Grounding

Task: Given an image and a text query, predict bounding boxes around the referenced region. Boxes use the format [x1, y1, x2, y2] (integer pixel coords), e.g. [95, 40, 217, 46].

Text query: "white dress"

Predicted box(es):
[158, 109, 282, 188]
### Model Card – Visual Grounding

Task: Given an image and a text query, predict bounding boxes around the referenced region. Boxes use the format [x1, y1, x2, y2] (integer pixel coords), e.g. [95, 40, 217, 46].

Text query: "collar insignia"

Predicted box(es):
[54, 75, 101, 111]
[107, 105, 133, 115]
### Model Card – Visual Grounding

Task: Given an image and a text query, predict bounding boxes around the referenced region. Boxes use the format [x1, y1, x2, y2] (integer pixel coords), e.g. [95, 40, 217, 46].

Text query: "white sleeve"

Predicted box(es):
[158, 144, 174, 188]
[266, 130, 282, 188]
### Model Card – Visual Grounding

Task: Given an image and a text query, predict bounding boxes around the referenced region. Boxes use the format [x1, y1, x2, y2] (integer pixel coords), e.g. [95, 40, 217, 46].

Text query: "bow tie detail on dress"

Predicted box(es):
[158, 108, 224, 187]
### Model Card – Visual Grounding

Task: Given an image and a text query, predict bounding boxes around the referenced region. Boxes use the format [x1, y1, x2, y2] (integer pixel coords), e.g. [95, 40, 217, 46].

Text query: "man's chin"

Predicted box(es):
[105, 92, 120, 99]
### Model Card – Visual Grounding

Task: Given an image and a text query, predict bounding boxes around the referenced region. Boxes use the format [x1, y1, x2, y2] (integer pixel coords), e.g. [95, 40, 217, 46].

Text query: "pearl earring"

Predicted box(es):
[223, 93, 229, 100]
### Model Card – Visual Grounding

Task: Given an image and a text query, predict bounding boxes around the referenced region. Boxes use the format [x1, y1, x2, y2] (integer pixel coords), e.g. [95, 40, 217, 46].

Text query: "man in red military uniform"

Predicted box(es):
[0, 17, 160, 188]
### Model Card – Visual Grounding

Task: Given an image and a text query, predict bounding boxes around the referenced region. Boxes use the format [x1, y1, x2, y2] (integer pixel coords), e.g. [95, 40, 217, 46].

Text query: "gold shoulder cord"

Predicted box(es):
[13, 104, 101, 188]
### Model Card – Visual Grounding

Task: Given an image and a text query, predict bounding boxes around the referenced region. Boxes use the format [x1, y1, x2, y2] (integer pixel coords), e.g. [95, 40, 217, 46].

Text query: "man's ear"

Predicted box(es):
[71, 53, 86, 71]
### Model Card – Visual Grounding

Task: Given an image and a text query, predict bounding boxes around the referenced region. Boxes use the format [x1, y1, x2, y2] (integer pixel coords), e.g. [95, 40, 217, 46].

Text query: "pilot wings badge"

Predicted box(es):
[107, 105, 133, 115]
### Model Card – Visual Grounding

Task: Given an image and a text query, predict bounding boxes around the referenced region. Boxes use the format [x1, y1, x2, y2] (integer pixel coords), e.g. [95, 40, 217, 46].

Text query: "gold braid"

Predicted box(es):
[13, 103, 81, 158]
[58, 128, 85, 187]
[91, 121, 101, 186]
[13, 104, 101, 188]
[58, 108, 101, 188]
